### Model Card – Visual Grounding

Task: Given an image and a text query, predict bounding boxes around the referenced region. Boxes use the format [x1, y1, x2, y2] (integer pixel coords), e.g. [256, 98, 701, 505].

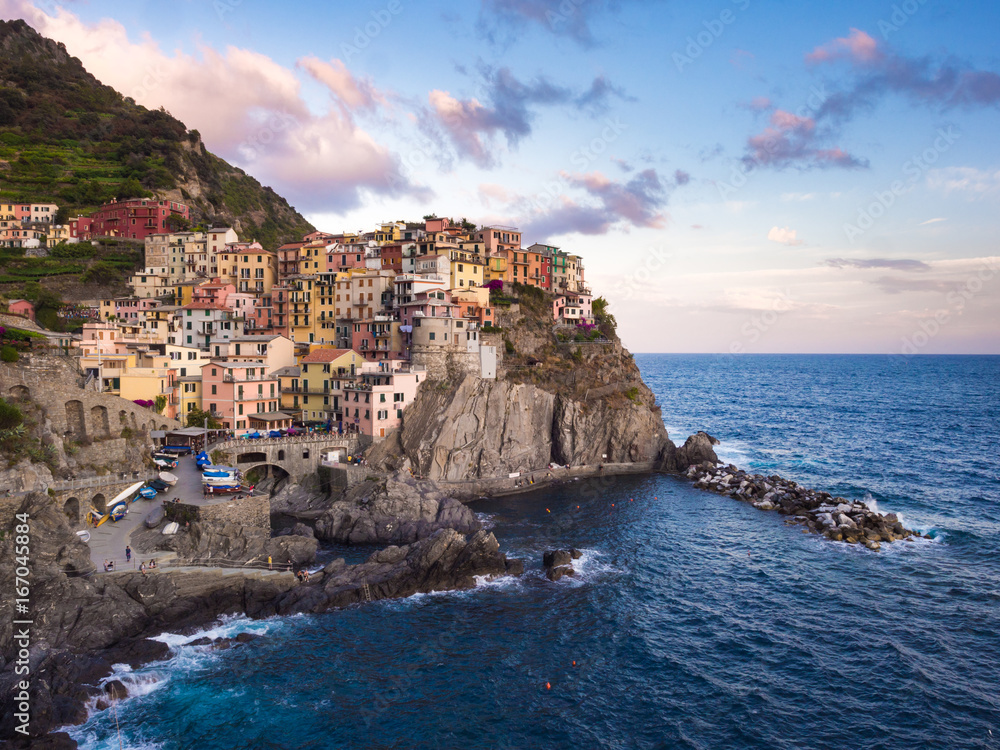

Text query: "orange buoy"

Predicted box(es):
[546, 508, 551, 513]
[546, 682, 551, 690]
[572, 661, 576, 666]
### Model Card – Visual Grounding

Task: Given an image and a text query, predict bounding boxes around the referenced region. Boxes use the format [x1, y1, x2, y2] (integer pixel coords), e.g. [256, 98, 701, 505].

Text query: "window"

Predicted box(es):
[211, 384, 217, 395]
[428, 332, 435, 341]
[380, 393, 386, 403]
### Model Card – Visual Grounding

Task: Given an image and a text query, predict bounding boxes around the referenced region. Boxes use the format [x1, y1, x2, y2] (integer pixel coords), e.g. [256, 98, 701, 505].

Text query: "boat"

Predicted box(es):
[203, 466, 237, 477]
[162, 521, 179, 535]
[76, 529, 91, 543]
[148, 479, 170, 492]
[138, 486, 158, 499]
[202, 476, 240, 487]
[87, 508, 105, 527]
[154, 458, 177, 469]
[109, 502, 128, 521]
[158, 471, 178, 486]
[203, 483, 252, 495]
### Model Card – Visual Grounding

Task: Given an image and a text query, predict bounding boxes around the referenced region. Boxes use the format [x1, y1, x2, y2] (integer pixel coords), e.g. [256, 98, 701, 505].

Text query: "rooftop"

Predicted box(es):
[301, 348, 354, 363]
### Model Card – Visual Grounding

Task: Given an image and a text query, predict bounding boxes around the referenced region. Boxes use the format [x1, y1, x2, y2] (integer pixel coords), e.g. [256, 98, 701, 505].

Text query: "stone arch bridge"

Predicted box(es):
[212, 434, 367, 484]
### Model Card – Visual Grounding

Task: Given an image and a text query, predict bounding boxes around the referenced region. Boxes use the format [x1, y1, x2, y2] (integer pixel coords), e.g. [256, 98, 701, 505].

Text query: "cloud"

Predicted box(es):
[422, 64, 630, 167]
[6, 0, 419, 213]
[805, 28, 882, 65]
[297, 57, 387, 112]
[767, 226, 805, 246]
[478, 0, 617, 46]
[673, 169, 691, 186]
[918, 217, 947, 226]
[478, 182, 514, 207]
[743, 29, 1000, 171]
[870, 276, 956, 294]
[730, 49, 755, 69]
[744, 109, 867, 169]
[926, 167, 1000, 198]
[824, 258, 931, 271]
[518, 168, 670, 239]
[780, 192, 817, 201]
[808, 29, 1000, 124]
[742, 96, 773, 112]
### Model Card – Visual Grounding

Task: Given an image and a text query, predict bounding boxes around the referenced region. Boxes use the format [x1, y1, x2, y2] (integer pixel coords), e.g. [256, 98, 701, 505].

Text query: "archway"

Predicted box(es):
[242, 463, 290, 494]
[65, 400, 87, 441]
[8, 384, 29, 401]
[64, 497, 80, 525]
[91, 493, 107, 514]
[91, 405, 110, 439]
[277, 449, 285, 461]
[119, 410, 128, 425]
[236, 451, 268, 464]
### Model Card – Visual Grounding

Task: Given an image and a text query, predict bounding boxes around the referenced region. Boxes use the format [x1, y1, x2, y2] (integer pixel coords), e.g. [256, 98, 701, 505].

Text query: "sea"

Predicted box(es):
[69, 354, 1000, 750]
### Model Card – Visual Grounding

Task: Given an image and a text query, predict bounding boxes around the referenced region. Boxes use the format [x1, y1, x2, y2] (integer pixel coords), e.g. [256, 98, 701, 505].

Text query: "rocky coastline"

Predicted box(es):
[684, 461, 924, 549]
[0, 493, 519, 747]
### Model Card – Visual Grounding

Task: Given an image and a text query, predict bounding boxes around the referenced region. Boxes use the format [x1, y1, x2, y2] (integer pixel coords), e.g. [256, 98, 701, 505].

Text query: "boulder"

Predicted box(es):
[103, 680, 128, 701]
[543, 550, 573, 568]
[546, 565, 575, 582]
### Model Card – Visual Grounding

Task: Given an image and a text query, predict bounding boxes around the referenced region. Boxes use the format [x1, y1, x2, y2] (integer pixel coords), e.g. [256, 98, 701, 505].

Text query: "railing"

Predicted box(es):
[50, 470, 158, 492]
[211, 433, 361, 451]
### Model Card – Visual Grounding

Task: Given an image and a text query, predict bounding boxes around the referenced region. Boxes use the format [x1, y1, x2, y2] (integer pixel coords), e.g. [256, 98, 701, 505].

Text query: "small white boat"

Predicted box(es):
[202, 476, 239, 487]
[158, 471, 178, 486]
[162, 521, 180, 536]
[76, 529, 91, 543]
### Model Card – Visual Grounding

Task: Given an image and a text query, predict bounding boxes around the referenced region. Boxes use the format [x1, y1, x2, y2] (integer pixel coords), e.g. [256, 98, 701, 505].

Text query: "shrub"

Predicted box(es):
[0, 398, 24, 430]
[0, 345, 19, 362]
[624, 387, 640, 404]
[504, 339, 515, 355]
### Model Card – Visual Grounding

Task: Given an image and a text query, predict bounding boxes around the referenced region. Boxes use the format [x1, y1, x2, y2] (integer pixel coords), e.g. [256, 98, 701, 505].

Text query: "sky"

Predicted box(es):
[2, 0, 1000, 354]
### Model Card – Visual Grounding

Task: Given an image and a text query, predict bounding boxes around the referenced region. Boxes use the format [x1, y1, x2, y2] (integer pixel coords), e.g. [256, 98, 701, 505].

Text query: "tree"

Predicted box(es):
[186, 408, 221, 429]
[154, 395, 167, 414]
[422, 213, 438, 221]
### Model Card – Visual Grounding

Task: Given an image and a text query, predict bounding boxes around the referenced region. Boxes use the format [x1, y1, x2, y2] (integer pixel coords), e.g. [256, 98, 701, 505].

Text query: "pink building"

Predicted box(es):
[398, 290, 457, 328]
[7, 299, 34, 321]
[350, 318, 408, 362]
[326, 244, 367, 273]
[342, 364, 424, 439]
[201, 361, 281, 431]
[191, 280, 235, 308]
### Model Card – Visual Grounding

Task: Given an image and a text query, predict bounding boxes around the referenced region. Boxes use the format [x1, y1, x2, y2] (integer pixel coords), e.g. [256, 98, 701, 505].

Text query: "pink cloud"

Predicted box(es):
[297, 57, 387, 112]
[744, 108, 866, 170]
[806, 28, 882, 65]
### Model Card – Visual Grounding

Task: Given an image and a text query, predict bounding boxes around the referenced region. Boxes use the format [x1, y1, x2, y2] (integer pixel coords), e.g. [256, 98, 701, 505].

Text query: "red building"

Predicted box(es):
[71, 199, 189, 241]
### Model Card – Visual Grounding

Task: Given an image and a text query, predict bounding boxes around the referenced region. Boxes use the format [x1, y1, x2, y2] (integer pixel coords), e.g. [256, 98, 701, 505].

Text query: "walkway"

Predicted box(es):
[87, 451, 237, 573]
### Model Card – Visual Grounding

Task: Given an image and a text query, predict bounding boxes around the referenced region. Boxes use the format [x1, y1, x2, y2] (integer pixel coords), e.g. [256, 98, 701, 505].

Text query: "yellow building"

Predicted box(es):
[298, 348, 362, 424]
[177, 376, 203, 422]
[119, 366, 177, 420]
[273, 366, 302, 421]
[289, 276, 318, 344]
[231, 247, 277, 294]
[447, 248, 485, 289]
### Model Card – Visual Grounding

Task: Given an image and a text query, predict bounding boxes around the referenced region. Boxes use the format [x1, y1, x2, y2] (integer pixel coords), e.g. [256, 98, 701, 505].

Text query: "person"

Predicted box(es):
[125, 546, 131, 563]
[286, 559, 292, 571]
[103, 559, 110, 572]
[304, 570, 310, 583]
[148, 559, 157, 569]
[268, 555, 272, 570]
[296, 570, 304, 582]
[139, 562, 146, 577]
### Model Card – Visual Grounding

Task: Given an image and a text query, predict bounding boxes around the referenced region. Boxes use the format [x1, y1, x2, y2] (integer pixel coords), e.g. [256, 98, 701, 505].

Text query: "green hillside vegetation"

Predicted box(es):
[0, 19, 314, 249]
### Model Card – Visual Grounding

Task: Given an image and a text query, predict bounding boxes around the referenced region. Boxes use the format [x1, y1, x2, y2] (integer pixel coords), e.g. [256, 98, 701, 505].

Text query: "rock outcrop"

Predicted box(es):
[272, 528, 516, 614]
[0, 494, 519, 744]
[542, 548, 581, 581]
[311, 474, 482, 545]
[685, 463, 924, 549]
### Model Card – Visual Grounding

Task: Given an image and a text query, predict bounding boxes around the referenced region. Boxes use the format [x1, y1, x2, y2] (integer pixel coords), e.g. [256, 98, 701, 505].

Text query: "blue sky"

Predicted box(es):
[4, 0, 1000, 353]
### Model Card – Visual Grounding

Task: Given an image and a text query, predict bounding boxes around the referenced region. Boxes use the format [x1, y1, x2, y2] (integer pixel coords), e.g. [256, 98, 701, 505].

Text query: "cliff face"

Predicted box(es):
[370, 288, 715, 480]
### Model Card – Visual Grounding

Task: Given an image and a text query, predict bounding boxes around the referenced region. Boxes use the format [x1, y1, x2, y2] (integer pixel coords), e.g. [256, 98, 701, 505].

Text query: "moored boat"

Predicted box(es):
[158, 471, 178, 486]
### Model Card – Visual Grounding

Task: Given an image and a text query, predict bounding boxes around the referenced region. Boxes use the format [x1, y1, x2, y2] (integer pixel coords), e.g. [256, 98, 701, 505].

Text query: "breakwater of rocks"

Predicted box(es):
[684, 463, 925, 550]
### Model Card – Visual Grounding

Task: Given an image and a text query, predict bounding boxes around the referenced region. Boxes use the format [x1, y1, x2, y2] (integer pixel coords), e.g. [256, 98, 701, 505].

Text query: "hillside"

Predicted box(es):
[0, 19, 314, 249]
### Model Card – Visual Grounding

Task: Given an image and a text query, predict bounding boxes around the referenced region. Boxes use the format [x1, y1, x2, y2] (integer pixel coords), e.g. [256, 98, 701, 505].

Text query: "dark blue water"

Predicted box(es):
[70, 355, 1000, 750]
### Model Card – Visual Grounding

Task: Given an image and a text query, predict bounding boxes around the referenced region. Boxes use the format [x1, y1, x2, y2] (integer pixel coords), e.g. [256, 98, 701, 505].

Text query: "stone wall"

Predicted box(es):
[0, 354, 183, 443]
[165, 494, 270, 531]
[215, 435, 364, 483]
